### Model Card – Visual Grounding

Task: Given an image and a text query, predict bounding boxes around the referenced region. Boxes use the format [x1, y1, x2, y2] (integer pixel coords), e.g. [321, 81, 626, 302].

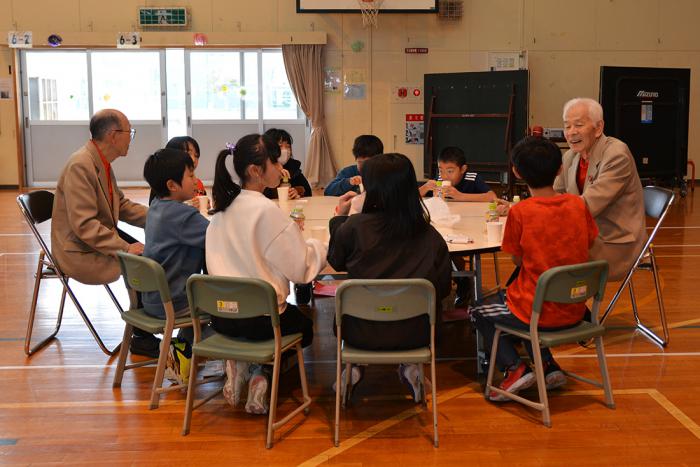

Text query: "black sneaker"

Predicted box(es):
[294, 283, 312, 305]
[130, 334, 161, 358]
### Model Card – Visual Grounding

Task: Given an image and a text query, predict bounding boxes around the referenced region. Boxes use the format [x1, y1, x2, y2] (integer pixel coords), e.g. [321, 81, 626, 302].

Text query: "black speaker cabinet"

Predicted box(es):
[600, 66, 690, 180]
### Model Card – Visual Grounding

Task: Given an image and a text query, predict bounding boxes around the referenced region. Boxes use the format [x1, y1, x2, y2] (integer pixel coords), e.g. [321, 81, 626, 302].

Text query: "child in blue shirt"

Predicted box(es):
[324, 135, 384, 196]
[419, 146, 496, 201]
[142, 148, 210, 383]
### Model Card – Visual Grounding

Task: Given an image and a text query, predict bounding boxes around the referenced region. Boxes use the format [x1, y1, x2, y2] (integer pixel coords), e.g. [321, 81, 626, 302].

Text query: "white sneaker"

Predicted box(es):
[223, 360, 250, 407]
[332, 365, 363, 400]
[245, 366, 269, 415]
[398, 363, 423, 403]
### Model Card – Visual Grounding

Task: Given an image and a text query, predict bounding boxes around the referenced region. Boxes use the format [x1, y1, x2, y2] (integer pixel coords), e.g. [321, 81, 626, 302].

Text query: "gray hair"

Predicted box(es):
[89, 109, 122, 141]
[562, 97, 603, 123]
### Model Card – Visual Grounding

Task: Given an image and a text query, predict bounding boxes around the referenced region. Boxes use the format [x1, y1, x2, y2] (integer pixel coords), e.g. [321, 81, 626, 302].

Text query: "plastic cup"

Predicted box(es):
[277, 186, 289, 203]
[486, 221, 504, 244]
[310, 226, 327, 241]
[197, 196, 210, 216]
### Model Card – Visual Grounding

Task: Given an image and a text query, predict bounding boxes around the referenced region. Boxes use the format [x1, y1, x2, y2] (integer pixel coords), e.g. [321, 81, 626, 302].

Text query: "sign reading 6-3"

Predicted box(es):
[117, 32, 141, 49]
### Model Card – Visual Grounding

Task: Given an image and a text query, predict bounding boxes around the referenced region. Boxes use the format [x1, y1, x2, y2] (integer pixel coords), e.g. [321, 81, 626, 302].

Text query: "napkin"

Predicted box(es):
[424, 197, 461, 227]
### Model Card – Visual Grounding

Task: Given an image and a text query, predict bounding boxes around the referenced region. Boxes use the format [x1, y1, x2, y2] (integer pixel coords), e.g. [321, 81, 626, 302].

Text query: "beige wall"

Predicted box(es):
[1, 0, 699, 186]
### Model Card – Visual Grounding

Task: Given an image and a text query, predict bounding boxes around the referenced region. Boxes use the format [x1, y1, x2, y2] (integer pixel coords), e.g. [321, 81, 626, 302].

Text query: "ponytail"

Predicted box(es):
[211, 134, 278, 213]
[212, 148, 240, 213]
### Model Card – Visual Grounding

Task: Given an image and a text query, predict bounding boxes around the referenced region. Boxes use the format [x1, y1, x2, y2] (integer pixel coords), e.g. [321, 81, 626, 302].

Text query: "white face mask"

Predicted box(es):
[278, 148, 291, 165]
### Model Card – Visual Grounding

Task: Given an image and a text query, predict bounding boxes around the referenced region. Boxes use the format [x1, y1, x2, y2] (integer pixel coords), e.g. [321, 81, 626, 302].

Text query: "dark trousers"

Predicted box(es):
[471, 301, 575, 371]
[335, 314, 430, 351]
[211, 304, 313, 348]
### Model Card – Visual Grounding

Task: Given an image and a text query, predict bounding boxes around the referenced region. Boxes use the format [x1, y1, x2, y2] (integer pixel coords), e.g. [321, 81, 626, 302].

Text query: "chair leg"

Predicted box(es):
[595, 336, 616, 409]
[181, 354, 200, 436]
[484, 329, 500, 398]
[335, 337, 342, 446]
[296, 344, 311, 415]
[61, 276, 121, 356]
[632, 249, 670, 347]
[267, 351, 282, 449]
[531, 345, 551, 428]
[343, 362, 352, 407]
[103, 284, 124, 313]
[24, 253, 65, 356]
[149, 325, 174, 410]
[112, 323, 134, 388]
[430, 355, 439, 448]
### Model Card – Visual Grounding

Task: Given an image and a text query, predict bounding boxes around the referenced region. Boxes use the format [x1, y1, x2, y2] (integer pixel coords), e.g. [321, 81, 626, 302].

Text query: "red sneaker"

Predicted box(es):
[489, 361, 535, 402]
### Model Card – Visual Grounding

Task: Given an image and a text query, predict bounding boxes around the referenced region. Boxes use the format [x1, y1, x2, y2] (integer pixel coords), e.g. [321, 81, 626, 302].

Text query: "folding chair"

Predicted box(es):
[485, 260, 615, 427]
[112, 252, 214, 409]
[334, 279, 438, 447]
[181, 275, 311, 449]
[599, 186, 674, 347]
[16, 190, 123, 356]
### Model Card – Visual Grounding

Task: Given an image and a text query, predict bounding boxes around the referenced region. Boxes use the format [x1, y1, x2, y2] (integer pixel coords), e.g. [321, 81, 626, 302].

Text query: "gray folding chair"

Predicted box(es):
[485, 260, 615, 427]
[334, 279, 438, 447]
[600, 186, 674, 347]
[112, 252, 214, 409]
[16, 190, 123, 356]
[182, 275, 311, 449]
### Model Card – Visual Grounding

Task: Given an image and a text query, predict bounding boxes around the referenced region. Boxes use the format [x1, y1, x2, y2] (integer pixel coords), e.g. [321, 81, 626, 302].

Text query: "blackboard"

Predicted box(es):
[423, 70, 529, 180]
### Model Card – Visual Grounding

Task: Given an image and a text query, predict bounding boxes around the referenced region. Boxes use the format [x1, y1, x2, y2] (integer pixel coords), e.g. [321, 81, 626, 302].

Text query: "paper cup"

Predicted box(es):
[486, 221, 504, 244]
[277, 186, 289, 203]
[310, 226, 327, 241]
[197, 196, 210, 216]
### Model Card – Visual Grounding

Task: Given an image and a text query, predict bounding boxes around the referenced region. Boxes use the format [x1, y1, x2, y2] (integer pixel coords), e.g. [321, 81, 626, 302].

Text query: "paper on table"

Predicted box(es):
[424, 197, 460, 227]
[443, 234, 474, 244]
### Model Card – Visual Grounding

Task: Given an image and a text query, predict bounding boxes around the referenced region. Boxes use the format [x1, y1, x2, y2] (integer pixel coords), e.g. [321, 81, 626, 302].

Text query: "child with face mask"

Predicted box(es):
[262, 128, 312, 200]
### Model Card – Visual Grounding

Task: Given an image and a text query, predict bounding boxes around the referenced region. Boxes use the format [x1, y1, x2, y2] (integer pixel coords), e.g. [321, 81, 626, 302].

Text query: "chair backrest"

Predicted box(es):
[335, 278, 436, 325]
[643, 185, 674, 220]
[116, 252, 172, 305]
[17, 190, 55, 225]
[16, 190, 56, 265]
[531, 260, 609, 315]
[186, 274, 280, 326]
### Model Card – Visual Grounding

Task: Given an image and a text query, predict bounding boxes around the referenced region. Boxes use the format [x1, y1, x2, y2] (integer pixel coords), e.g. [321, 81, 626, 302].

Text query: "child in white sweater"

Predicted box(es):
[206, 134, 327, 414]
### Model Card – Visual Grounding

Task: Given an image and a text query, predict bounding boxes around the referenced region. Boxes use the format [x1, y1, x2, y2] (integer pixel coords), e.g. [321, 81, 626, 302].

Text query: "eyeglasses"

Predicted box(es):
[114, 128, 136, 140]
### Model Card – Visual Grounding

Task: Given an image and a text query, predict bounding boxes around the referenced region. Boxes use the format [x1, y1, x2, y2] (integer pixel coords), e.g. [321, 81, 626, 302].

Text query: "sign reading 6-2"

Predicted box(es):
[8, 31, 32, 48]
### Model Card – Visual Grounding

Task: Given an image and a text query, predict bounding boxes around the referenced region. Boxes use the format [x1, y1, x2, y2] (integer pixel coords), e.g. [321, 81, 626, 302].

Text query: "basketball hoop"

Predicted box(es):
[358, 0, 383, 28]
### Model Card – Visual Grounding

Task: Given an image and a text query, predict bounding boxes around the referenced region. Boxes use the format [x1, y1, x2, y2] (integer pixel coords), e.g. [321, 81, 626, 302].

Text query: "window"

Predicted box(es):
[25, 52, 88, 121]
[189, 50, 300, 121]
[91, 51, 162, 120]
[262, 52, 299, 120]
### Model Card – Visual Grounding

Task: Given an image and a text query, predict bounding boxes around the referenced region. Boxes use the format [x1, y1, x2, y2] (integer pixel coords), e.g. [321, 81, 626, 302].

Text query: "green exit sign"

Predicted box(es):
[138, 7, 188, 27]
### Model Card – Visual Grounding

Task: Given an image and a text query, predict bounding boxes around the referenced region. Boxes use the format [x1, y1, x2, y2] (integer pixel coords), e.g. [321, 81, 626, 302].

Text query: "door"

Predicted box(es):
[21, 49, 166, 186]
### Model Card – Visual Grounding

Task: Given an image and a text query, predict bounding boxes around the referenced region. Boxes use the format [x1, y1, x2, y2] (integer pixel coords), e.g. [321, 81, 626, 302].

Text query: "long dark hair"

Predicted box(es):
[361, 153, 430, 239]
[211, 134, 278, 213]
[166, 136, 200, 159]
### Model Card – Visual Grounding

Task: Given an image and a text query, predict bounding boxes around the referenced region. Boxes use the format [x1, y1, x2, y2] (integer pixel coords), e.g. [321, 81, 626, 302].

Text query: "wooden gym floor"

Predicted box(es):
[1, 187, 699, 465]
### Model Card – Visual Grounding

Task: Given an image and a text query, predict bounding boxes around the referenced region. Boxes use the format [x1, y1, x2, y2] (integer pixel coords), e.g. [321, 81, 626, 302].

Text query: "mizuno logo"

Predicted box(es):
[637, 90, 659, 98]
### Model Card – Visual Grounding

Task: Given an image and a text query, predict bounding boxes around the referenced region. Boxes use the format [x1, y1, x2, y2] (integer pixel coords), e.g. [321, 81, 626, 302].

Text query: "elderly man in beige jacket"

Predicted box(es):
[553, 98, 647, 281]
[51, 109, 157, 356]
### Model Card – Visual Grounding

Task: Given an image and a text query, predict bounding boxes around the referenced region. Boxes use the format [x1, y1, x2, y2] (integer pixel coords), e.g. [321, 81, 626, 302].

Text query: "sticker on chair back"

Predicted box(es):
[570, 282, 588, 300]
[217, 300, 239, 313]
[376, 305, 393, 313]
[130, 278, 140, 287]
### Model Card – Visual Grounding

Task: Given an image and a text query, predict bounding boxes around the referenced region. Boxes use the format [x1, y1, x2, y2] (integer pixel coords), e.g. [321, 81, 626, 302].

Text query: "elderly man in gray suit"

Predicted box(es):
[554, 97, 647, 281]
[51, 109, 159, 357]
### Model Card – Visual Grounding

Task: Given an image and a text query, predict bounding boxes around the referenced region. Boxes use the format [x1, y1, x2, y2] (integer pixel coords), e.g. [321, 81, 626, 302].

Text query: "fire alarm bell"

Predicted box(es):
[413, 88, 421, 97]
